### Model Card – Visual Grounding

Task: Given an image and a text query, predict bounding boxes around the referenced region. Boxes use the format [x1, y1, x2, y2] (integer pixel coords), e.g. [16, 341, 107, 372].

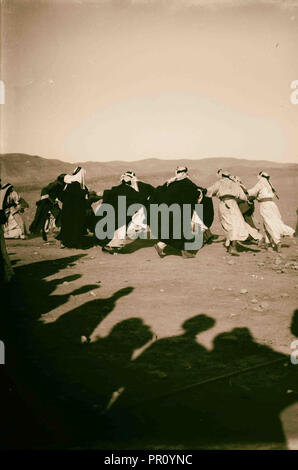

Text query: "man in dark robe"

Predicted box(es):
[58, 168, 88, 249]
[84, 190, 103, 234]
[96, 171, 154, 253]
[148, 167, 213, 258]
[198, 188, 214, 245]
[29, 174, 66, 240]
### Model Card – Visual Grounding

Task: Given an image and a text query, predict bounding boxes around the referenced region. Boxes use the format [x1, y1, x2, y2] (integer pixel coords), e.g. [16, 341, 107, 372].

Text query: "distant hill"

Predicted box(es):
[1, 153, 297, 231]
[1, 153, 297, 191]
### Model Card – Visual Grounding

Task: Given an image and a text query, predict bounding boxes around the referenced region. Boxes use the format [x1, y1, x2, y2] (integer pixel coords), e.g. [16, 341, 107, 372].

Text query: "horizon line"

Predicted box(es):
[1, 152, 297, 166]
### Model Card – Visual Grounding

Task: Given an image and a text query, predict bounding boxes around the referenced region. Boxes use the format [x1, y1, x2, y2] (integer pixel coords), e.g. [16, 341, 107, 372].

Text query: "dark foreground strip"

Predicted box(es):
[110, 357, 288, 413]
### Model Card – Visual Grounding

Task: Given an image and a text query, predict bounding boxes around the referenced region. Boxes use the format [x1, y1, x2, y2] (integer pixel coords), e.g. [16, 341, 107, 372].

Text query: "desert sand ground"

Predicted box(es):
[1, 202, 298, 449]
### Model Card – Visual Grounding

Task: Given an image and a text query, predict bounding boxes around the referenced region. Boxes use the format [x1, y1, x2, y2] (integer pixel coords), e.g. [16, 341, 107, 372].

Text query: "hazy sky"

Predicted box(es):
[2, 0, 298, 162]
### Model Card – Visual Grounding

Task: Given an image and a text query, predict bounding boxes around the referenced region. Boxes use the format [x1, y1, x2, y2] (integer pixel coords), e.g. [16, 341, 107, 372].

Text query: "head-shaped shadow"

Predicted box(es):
[103, 317, 153, 354]
[111, 314, 217, 411]
[182, 314, 216, 337]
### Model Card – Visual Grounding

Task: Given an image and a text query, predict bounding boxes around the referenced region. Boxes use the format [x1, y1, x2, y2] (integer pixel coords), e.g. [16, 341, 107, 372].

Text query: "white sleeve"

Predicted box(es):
[206, 181, 220, 198]
[247, 182, 260, 198]
[10, 190, 20, 205]
[237, 186, 248, 201]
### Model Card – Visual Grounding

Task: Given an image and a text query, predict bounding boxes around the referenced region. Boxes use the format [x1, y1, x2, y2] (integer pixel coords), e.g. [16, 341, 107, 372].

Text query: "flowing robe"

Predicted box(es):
[248, 179, 294, 245]
[98, 181, 154, 247]
[59, 182, 88, 248]
[148, 177, 208, 251]
[29, 181, 63, 236]
[207, 178, 249, 244]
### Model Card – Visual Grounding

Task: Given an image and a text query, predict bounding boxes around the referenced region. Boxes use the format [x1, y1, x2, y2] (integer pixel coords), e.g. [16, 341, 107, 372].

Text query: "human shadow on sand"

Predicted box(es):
[33, 290, 155, 441]
[28, 308, 298, 449]
[11, 254, 100, 318]
[105, 313, 298, 449]
[2, 260, 298, 450]
[1, 266, 138, 448]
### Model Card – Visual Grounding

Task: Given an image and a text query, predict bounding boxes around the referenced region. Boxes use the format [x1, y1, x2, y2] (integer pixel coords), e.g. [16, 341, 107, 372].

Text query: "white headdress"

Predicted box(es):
[120, 171, 139, 191]
[258, 171, 279, 199]
[64, 167, 86, 189]
[167, 166, 189, 185]
[217, 168, 232, 178]
[259, 171, 270, 179]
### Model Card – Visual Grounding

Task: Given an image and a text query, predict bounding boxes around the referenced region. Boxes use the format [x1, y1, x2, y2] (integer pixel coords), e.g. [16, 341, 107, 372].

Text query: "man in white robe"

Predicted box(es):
[247, 172, 294, 252]
[207, 170, 250, 256]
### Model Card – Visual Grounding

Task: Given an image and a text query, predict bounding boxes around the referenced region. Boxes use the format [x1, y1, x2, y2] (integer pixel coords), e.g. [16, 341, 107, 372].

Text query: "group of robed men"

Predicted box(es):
[2, 165, 296, 283]
[207, 169, 295, 255]
[28, 166, 213, 256]
[28, 165, 296, 258]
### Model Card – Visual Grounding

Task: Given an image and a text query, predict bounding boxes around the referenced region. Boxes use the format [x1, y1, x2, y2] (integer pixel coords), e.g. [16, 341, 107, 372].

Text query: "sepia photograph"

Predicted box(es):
[0, 0, 298, 453]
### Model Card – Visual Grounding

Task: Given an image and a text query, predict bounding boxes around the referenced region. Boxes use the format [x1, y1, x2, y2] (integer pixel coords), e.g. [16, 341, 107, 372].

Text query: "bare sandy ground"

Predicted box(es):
[7, 231, 297, 355]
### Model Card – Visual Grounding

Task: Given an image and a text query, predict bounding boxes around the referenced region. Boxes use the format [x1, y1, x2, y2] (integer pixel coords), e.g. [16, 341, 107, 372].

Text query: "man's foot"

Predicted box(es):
[204, 235, 214, 245]
[258, 238, 269, 250]
[102, 245, 116, 254]
[203, 231, 218, 245]
[275, 243, 281, 253]
[228, 243, 240, 256]
[103, 245, 123, 254]
[181, 250, 196, 259]
[154, 244, 166, 258]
